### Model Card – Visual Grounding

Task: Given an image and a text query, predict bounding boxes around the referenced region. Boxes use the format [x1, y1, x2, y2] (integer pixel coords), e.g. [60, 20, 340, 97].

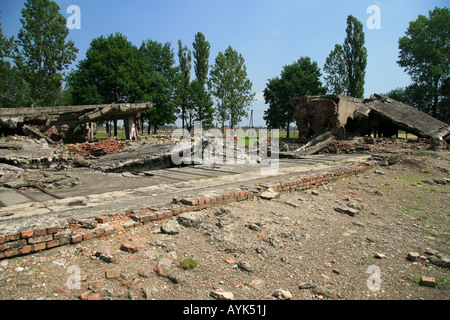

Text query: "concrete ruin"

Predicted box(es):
[293, 94, 450, 143]
[0, 102, 153, 143]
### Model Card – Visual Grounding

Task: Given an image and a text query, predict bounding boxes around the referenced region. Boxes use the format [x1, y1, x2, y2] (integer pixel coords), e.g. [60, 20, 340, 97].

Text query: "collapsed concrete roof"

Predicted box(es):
[0, 102, 152, 129]
[292, 94, 449, 141]
[362, 94, 449, 140]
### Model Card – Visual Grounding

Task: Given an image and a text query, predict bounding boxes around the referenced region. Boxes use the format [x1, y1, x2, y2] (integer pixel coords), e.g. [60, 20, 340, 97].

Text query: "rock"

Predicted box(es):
[210, 289, 234, 300]
[420, 276, 436, 288]
[428, 253, 450, 268]
[273, 289, 292, 300]
[334, 206, 360, 217]
[105, 270, 120, 279]
[374, 252, 387, 259]
[260, 188, 279, 200]
[120, 242, 139, 253]
[374, 169, 385, 175]
[161, 219, 181, 234]
[237, 260, 253, 272]
[77, 219, 98, 229]
[248, 279, 266, 289]
[94, 249, 117, 263]
[312, 286, 335, 299]
[177, 211, 205, 228]
[311, 190, 319, 196]
[299, 282, 316, 290]
[407, 252, 420, 262]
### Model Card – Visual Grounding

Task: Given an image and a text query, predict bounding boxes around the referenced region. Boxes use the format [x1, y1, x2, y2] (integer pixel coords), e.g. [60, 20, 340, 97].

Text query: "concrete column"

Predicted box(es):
[124, 116, 138, 140]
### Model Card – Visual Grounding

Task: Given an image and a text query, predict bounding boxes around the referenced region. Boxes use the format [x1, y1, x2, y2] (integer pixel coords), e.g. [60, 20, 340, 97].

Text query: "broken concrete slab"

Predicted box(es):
[292, 94, 450, 142]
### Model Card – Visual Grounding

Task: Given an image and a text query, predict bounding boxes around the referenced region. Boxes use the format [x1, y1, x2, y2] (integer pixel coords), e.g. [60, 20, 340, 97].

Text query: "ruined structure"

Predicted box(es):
[293, 94, 450, 143]
[0, 102, 152, 142]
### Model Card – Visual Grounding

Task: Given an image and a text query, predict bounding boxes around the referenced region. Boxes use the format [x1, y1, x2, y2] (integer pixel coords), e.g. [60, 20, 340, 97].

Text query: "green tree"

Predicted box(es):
[191, 32, 213, 128]
[192, 32, 210, 87]
[343, 15, 367, 98]
[1, 17, 30, 108]
[323, 44, 347, 95]
[138, 39, 178, 133]
[15, 0, 78, 107]
[263, 57, 326, 138]
[190, 79, 214, 129]
[397, 7, 449, 120]
[209, 46, 254, 129]
[324, 15, 367, 98]
[69, 32, 140, 105]
[177, 40, 192, 130]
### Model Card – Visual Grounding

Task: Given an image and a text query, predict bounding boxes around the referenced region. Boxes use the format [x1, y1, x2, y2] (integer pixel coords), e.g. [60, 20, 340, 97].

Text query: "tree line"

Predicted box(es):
[0, 1, 448, 136]
[0, 0, 255, 133]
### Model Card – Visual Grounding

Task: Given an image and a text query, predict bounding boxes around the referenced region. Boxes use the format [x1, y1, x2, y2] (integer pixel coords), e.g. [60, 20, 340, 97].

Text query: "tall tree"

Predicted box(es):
[138, 39, 178, 133]
[264, 57, 326, 138]
[190, 79, 214, 129]
[397, 7, 449, 120]
[191, 32, 213, 128]
[0, 16, 30, 108]
[343, 15, 367, 98]
[177, 40, 192, 130]
[209, 46, 254, 129]
[15, 0, 78, 107]
[192, 32, 210, 87]
[69, 32, 140, 105]
[323, 44, 347, 95]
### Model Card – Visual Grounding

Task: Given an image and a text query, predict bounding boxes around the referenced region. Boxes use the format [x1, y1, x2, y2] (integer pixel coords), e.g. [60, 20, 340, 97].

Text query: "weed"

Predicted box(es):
[178, 257, 199, 270]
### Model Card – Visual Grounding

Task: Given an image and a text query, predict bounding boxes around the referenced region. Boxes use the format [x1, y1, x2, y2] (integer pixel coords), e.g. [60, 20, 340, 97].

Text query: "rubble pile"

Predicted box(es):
[65, 138, 128, 159]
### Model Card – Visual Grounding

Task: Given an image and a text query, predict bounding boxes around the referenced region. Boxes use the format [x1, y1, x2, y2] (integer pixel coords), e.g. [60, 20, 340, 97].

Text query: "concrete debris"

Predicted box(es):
[292, 94, 449, 142]
[210, 289, 234, 300]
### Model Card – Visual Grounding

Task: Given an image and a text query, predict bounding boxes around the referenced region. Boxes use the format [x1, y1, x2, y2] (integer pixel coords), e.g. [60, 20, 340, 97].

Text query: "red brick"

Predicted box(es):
[4, 249, 19, 258]
[95, 215, 110, 223]
[19, 246, 33, 255]
[20, 230, 34, 239]
[6, 233, 20, 242]
[33, 229, 47, 236]
[32, 243, 46, 251]
[46, 240, 59, 249]
[79, 291, 91, 300]
[46, 226, 59, 234]
[71, 234, 83, 243]
[82, 232, 94, 241]
[120, 242, 139, 253]
[87, 294, 101, 300]
[0, 235, 5, 244]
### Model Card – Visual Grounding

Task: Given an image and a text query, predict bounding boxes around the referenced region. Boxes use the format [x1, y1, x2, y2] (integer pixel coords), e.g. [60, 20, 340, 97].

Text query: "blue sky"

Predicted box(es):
[0, 0, 447, 127]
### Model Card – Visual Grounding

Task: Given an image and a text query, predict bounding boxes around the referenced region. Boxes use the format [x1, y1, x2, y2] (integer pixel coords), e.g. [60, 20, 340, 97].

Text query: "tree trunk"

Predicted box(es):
[286, 122, 290, 139]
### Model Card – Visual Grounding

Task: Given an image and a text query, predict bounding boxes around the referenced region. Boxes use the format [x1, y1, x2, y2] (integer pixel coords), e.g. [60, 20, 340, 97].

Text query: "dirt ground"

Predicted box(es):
[0, 150, 448, 301]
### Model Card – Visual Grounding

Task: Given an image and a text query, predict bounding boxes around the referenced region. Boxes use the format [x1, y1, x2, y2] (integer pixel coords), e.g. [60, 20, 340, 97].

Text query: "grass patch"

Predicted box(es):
[406, 204, 424, 213]
[178, 257, 199, 270]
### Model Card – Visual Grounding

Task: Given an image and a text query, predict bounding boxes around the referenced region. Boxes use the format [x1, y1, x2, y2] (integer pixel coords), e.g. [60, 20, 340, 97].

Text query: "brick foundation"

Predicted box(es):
[0, 159, 382, 260]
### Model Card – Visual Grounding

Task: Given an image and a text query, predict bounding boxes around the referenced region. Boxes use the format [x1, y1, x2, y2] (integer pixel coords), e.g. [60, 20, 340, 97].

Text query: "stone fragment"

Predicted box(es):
[237, 260, 253, 272]
[248, 279, 266, 289]
[273, 289, 292, 300]
[420, 276, 436, 288]
[260, 188, 279, 200]
[407, 252, 420, 262]
[105, 270, 121, 279]
[161, 219, 181, 234]
[334, 206, 360, 217]
[177, 211, 205, 228]
[210, 289, 234, 300]
[120, 242, 139, 253]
